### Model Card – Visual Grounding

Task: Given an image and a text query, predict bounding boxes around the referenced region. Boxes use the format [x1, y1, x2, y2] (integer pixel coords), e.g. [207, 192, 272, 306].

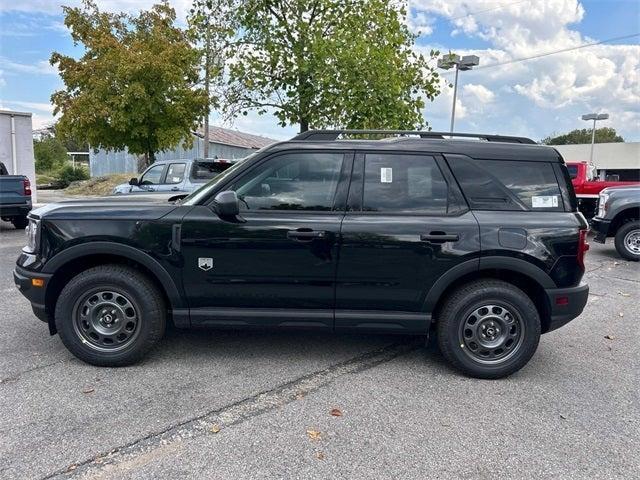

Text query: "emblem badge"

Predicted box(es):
[198, 257, 213, 271]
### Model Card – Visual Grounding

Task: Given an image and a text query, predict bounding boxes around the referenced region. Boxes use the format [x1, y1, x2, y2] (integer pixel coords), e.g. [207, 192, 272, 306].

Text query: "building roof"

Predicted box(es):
[195, 126, 276, 150]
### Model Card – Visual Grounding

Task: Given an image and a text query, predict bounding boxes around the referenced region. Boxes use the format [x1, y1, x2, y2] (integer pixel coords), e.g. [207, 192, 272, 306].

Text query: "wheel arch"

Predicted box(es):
[610, 206, 640, 235]
[424, 257, 554, 333]
[43, 243, 184, 331]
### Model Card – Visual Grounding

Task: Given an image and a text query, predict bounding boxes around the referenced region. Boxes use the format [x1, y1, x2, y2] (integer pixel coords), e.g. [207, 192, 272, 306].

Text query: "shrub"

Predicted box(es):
[56, 165, 90, 187]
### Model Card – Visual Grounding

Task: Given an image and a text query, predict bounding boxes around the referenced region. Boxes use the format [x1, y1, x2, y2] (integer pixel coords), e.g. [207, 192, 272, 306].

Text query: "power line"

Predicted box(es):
[438, 33, 640, 74]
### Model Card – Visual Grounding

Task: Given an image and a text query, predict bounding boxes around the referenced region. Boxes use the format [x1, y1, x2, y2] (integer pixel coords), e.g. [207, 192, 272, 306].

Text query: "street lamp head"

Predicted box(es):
[459, 55, 480, 70]
[438, 53, 460, 70]
[582, 113, 609, 121]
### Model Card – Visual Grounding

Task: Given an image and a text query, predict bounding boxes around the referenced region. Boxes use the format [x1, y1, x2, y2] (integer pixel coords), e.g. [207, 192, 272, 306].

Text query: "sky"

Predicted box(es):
[0, 0, 638, 142]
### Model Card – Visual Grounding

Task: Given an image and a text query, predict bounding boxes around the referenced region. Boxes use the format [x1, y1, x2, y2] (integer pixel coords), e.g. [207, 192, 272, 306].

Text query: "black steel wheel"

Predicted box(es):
[55, 265, 166, 366]
[437, 279, 541, 379]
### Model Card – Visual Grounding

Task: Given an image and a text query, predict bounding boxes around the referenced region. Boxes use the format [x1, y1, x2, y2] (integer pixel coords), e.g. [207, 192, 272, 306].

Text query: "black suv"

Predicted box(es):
[14, 130, 590, 378]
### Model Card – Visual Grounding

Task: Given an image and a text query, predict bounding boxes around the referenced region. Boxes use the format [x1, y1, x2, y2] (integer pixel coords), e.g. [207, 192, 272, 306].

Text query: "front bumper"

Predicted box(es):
[590, 217, 611, 243]
[13, 265, 53, 324]
[544, 283, 589, 332]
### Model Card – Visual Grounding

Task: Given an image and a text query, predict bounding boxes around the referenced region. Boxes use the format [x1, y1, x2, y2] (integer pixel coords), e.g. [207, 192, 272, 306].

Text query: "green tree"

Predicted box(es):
[542, 127, 624, 145]
[51, 0, 207, 167]
[226, 0, 441, 132]
[34, 136, 68, 172]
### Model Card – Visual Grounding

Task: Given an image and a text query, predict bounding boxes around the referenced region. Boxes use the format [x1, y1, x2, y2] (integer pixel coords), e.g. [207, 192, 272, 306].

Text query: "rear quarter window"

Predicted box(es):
[447, 157, 564, 212]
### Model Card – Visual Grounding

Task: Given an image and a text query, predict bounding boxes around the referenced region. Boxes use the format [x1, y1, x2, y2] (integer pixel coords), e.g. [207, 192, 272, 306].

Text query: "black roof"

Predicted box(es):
[264, 130, 562, 162]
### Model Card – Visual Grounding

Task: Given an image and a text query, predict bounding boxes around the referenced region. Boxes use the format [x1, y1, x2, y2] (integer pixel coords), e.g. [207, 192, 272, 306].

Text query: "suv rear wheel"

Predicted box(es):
[614, 220, 640, 261]
[55, 265, 166, 366]
[11, 216, 28, 229]
[437, 279, 541, 379]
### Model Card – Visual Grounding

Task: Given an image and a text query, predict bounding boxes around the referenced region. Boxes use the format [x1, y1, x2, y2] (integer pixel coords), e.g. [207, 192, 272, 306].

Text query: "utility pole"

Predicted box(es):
[581, 113, 609, 164]
[438, 54, 480, 134]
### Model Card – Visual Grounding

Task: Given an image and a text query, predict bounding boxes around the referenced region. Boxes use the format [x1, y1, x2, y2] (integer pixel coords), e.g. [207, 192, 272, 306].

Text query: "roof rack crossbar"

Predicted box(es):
[293, 129, 536, 144]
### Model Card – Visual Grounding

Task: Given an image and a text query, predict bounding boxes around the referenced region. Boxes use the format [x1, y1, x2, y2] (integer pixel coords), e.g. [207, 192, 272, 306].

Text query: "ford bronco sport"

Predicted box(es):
[14, 130, 590, 378]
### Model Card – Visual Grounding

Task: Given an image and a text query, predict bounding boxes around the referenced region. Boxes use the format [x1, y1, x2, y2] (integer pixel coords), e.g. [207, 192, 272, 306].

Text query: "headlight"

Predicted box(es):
[597, 193, 609, 218]
[24, 218, 41, 253]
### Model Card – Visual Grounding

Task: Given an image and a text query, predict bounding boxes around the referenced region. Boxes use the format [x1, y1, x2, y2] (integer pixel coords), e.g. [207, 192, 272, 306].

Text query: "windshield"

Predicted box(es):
[182, 153, 257, 205]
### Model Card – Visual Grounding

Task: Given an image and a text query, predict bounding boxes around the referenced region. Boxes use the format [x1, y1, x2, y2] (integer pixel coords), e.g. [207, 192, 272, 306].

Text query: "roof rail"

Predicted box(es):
[292, 129, 537, 145]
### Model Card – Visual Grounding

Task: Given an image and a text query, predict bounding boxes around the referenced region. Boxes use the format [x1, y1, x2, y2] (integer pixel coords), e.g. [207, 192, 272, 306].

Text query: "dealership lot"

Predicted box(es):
[0, 220, 638, 479]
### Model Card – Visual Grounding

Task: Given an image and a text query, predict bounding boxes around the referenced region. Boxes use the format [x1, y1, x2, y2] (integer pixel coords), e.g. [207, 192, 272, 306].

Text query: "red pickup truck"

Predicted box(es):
[566, 161, 639, 218]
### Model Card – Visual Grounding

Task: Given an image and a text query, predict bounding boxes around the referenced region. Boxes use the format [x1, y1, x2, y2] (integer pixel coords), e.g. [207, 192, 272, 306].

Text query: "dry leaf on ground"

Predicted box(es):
[307, 429, 322, 441]
[618, 292, 630, 297]
[210, 424, 221, 433]
[330, 408, 343, 417]
[604, 335, 614, 340]
[316, 452, 325, 460]
[82, 387, 95, 394]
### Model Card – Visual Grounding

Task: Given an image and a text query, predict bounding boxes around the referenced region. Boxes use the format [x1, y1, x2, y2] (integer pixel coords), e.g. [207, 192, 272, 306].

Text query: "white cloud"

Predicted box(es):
[0, 57, 58, 76]
[0, 0, 193, 19]
[411, 0, 640, 141]
[0, 100, 55, 113]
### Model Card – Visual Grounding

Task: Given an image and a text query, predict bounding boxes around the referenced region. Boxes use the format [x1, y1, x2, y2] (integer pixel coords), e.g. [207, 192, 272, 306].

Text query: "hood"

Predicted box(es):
[31, 196, 179, 221]
[601, 184, 640, 195]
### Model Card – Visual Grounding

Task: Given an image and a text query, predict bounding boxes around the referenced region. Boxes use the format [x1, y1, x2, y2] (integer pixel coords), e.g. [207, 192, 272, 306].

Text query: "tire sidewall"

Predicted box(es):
[55, 268, 164, 366]
[440, 285, 541, 378]
[615, 222, 640, 261]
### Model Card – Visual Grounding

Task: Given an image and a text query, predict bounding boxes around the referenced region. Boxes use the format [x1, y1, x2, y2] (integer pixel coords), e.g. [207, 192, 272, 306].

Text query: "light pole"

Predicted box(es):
[438, 54, 480, 133]
[581, 113, 609, 164]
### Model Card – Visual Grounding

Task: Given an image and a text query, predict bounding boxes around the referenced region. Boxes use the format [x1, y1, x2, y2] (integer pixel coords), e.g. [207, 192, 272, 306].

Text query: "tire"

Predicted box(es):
[614, 221, 640, 261]
[55, 265, 166, 367]
[11, 216, 28, 229]
[437, 279, 541, 379]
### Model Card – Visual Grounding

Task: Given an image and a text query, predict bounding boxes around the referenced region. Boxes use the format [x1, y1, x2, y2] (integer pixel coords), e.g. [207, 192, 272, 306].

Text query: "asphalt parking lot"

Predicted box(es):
[1, 219, 638, 480]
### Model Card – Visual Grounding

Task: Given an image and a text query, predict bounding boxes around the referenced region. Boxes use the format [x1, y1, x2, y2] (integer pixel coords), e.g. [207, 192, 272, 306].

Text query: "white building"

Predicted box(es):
[0, 110, 37, 201]
[554, 142, 640, 181]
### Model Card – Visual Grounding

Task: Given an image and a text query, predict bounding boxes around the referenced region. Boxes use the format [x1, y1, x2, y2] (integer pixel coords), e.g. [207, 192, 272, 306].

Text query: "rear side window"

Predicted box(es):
[448, 157, 564, 211]
[363, 153, 450, 214]
[567, 164, 578, 179]
[191, 161, 230, 181]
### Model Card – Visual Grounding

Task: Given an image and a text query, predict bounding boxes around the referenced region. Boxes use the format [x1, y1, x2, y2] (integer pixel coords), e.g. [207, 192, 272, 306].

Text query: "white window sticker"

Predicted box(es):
[380, 167, 393, 183]
[531, 195, 559, 208]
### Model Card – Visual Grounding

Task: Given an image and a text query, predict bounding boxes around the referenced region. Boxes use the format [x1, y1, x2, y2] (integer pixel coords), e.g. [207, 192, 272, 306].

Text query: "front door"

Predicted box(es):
[335, 152, 480, 333]
[181, 151, 352, 329]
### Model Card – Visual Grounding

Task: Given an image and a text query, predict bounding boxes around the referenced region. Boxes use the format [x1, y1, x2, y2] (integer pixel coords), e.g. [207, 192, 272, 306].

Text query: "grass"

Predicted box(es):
[64, 174, 133, 196]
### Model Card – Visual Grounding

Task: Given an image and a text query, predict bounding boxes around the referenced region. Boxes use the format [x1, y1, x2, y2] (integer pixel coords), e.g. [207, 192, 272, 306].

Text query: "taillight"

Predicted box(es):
[23, 178, 32, 196]
[577, 228, 589, 268]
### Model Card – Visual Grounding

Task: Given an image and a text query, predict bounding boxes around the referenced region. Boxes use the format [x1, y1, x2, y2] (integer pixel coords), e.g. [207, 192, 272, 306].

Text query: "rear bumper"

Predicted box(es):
[544, 283, 589, 332]
[13, 265, 52, 323]
[590, 217, 611, 243]
[0, 202, 31, 218]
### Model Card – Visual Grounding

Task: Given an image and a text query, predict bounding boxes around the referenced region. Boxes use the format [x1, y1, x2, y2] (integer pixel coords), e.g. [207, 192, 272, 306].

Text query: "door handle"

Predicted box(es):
[171, 187, 180, 191]
[287, 229, 327, 241]
[420, 232, 459, 243]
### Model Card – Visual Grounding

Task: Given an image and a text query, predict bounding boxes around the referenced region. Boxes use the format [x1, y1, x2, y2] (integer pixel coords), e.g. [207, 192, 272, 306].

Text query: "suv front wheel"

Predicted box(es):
[55, 265, 166, 366]
[437, 279, 541, 379]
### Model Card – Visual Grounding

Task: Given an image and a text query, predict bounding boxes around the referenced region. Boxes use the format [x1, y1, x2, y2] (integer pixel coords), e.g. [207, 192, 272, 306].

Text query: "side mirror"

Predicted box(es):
[214, 190, 240, 217]
[129, 177, 139, 186]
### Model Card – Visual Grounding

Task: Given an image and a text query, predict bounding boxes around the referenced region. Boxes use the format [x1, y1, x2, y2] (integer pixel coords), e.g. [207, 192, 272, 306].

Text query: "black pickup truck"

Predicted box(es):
[14, 130, 590, 378]
[0, 161, 32, 229]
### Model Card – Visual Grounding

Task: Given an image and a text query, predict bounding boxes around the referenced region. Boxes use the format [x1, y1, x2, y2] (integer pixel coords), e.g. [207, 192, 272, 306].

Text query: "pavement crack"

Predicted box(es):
[41, 339, 422, 479]
[0, 360, 65, 385]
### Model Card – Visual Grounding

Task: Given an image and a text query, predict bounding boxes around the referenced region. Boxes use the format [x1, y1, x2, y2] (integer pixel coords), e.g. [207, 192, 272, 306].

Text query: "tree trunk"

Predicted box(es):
[300, 118, 309, 132]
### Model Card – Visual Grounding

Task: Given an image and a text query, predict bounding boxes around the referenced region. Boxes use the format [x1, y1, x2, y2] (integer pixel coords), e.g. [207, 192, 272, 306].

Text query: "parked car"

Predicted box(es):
[591, 185, 640, 261]
[0, 161, 32, 229]
[111, 158, 238, 195]
[14, 130, 590, 379]
[566, 161, 639, 219]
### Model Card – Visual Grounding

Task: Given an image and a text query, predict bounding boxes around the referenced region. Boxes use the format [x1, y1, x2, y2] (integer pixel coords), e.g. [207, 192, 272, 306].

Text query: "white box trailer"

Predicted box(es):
[0, 110, 37, 202]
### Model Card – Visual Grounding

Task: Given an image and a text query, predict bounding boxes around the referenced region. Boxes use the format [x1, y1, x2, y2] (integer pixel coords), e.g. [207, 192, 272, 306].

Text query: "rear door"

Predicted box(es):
[155, 162, 187, 192]
[335, 151, 480, 333]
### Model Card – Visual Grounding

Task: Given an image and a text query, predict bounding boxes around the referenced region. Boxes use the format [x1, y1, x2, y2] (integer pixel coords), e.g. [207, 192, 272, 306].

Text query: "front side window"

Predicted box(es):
[231, 152, 344, 211]
[165, 163, 186, 184]
[139, 164, 165, 185]
[362, 153, 449, 214]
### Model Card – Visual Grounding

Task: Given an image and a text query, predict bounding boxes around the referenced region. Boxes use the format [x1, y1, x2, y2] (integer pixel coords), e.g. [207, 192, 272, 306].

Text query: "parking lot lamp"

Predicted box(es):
[438, 54, 480, 133]
[581, 113, 609, 164]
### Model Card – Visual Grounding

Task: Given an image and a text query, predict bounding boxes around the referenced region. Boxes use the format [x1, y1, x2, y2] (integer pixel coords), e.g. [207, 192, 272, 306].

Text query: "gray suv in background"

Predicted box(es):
[592, 185, 640, 261]
[112, 158, 240, 195]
